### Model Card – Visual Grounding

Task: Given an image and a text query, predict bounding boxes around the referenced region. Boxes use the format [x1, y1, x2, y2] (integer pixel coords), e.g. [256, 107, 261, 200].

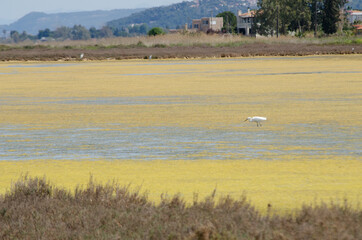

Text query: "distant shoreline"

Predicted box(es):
[1, 42, 361, 61]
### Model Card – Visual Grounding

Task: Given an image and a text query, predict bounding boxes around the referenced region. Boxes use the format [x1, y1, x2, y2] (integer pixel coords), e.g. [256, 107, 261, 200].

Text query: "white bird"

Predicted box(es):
[80, 53, 84, 59]
[244, 116, 267, 127]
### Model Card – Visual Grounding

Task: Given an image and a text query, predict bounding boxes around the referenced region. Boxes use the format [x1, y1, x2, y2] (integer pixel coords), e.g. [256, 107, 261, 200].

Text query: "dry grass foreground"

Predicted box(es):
[0, 175, 361, 240]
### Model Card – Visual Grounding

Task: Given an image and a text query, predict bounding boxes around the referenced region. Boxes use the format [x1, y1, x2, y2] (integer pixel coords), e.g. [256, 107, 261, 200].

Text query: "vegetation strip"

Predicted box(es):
[1, 159, 361, 214]
[0, 175, 361, 239]
[0, 41, 361, 61]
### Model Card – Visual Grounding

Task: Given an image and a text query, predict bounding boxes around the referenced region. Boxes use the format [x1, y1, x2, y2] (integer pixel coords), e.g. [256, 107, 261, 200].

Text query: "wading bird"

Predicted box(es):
[244, 116, 267, 127]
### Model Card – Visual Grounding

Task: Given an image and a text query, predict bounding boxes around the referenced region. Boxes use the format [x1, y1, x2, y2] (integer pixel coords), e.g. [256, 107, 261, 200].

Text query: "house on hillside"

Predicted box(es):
[192, 17, 223, 33]
[237, 9, 255, 36]
[347, 10, 362, 24]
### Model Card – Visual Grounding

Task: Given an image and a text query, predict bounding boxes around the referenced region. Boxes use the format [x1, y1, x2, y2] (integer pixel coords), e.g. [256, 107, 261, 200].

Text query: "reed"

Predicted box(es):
[3, 33, 361, 50]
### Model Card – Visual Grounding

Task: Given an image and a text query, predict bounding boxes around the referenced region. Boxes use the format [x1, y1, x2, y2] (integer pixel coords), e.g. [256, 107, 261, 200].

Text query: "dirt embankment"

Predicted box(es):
[0, 43, 361, 61]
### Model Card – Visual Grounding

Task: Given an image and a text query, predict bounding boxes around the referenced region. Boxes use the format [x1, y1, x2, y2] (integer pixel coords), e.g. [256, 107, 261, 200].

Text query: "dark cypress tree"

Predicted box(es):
[216, 11, 237, 33]
[321, 0, 347, 34]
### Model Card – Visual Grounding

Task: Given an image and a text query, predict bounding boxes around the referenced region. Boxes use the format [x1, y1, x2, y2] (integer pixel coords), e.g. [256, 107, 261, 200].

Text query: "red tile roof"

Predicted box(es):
[347, 10, 362, 15]
[239, 11, 255, 18]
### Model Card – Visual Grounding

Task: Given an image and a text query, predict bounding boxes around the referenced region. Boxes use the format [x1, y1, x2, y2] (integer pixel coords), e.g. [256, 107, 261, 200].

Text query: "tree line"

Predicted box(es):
[213, 0, 350, 36]
[8, 24, 150, 43]
[6, 0, 355, 43]
[254, 0, 349, 36]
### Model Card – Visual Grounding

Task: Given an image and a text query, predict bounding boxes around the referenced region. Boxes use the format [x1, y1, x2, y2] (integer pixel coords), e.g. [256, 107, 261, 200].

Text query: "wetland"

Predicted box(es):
[0, 55, 361, 213]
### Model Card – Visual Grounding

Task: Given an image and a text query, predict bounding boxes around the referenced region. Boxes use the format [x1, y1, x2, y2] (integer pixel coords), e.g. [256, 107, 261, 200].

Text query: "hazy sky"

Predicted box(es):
[1, 0, 185, 24]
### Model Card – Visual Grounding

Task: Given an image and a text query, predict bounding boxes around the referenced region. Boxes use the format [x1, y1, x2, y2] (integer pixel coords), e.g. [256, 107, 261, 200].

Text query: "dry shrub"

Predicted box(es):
[4, 33, 360, 50]
[35, 33, 254, 48]
[0, 176, 361, 239]
[1, 33, 360, 61]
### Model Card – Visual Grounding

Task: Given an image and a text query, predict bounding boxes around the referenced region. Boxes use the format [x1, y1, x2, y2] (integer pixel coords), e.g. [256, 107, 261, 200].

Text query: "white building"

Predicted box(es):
[347, 10, 362, 24]
[237, 9, 255, 36]
[192, 17, 223, 33]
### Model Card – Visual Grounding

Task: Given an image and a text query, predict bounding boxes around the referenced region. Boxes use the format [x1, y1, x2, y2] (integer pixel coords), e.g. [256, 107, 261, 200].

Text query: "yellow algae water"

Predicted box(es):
[0, 55, 361, 212]
[0, 159, 361, 213]
[1, 56, 361, 128]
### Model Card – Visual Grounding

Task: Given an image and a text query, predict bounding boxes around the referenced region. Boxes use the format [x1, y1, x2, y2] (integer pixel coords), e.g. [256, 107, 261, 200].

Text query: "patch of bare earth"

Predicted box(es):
[0, 43, 361, 61]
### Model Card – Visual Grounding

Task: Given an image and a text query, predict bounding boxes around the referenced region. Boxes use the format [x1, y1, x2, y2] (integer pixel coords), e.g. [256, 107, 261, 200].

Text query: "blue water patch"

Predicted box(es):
[6, 63, 80, 68]
[121, 71, 196, 76]
[0, 71, 18, 75]
[251, 71, 362, 76]
[2, 94, 359, 107]
[0, 96, 232, 106]
[1, 124, 360, 161]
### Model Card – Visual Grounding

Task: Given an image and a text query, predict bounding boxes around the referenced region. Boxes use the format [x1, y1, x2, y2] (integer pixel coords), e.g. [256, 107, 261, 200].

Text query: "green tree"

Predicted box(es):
[216, 11, 237, 33]
[254, 0, 313, 36]
[139, 24, 148, 35]
[37, 28, 51, 39]
[53, 26, 71, 40]
[19, 31, 29, 41]
[129, 25, 141, 34]
[148, 27, 165, 36]
[89, 27, 98, 38]
[70, 25, 90, 40]
[10, 31, 20, 43]
[310, 0, 324, 35]
[98, 26, 114, 38]
[254, 0, 279, 36]
[322, 0, 347, 34]
[288, 0, 312, 34]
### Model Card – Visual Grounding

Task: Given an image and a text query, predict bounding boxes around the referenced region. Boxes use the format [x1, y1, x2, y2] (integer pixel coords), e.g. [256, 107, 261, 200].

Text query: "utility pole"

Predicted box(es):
[276, 5, 279, 38]
[314, 0, 318, 37]
[226, 14, 229, 33]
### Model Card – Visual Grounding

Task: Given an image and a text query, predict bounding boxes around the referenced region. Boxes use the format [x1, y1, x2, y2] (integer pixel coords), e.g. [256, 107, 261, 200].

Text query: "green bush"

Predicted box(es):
[148, 27, 165, 36]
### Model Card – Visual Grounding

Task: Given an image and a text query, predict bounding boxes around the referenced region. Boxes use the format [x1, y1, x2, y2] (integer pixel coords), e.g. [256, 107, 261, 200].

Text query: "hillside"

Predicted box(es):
[348, 0, 362, 10]
[107, 0, 257, 30]
[4, 9, 145, 35]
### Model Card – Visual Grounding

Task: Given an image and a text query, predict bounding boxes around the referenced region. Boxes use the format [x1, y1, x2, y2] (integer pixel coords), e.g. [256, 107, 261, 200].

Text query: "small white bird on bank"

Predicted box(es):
[244, 116, 267, 127]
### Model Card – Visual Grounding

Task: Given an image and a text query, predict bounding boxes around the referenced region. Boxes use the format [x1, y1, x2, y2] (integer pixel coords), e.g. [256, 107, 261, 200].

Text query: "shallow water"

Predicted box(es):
[0, 55, 361, 211]
[1, 122, 360, 161]
[0, 55, 361, 162]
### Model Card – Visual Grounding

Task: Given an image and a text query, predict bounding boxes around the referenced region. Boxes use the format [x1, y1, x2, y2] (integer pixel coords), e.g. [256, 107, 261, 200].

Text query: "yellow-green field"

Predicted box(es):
[0, 55, 361, 213]
[1, 159, 361, 214]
